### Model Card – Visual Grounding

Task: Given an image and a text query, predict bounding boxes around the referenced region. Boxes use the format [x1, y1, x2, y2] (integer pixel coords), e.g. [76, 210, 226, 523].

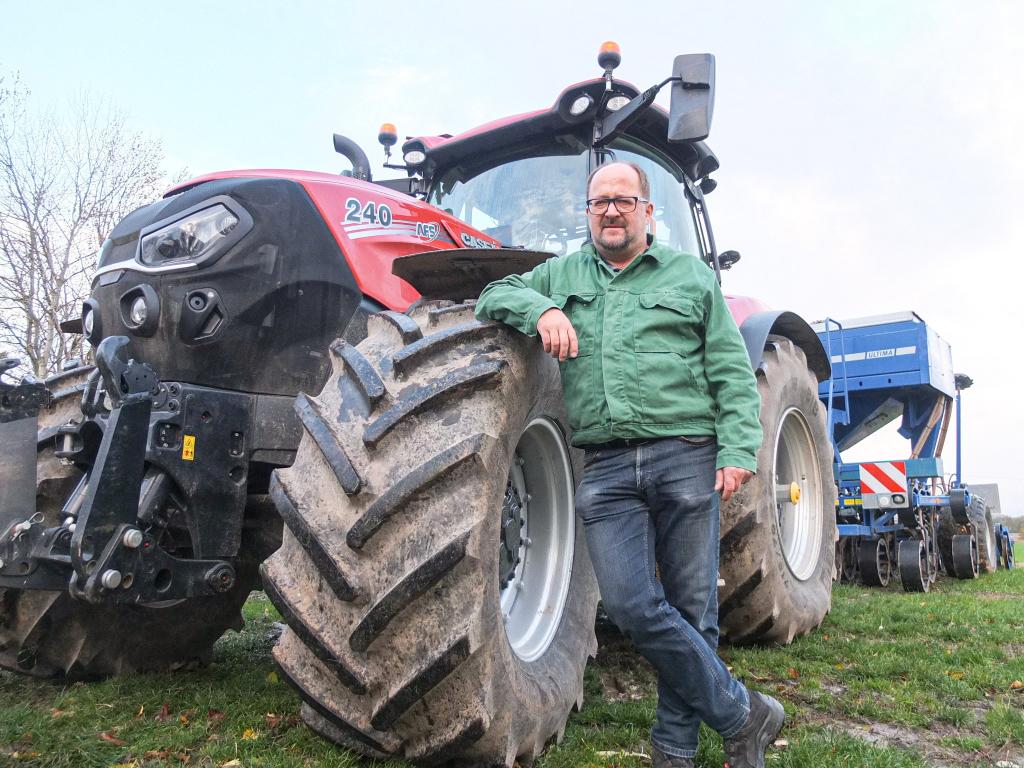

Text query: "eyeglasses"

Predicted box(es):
[585, 196, 648, 215]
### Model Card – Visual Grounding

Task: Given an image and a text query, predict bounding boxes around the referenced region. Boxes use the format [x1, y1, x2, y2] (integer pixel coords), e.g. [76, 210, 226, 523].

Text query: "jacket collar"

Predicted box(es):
[583, 234, 664, 266]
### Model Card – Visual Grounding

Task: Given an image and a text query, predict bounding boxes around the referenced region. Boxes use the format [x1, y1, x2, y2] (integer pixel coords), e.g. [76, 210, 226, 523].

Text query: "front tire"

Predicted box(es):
[262, 302, 598, 766]
[718, 337, 837, 645]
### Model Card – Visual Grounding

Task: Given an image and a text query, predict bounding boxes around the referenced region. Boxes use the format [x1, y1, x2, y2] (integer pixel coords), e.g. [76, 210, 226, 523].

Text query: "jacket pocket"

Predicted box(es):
[636, 351, 705, 423]
[553, 292, 599, 355]
[635, 292, 701, 352]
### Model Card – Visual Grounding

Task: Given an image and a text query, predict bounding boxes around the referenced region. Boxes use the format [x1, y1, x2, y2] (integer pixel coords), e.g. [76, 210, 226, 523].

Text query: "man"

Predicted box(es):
[475, 161, 784, 768]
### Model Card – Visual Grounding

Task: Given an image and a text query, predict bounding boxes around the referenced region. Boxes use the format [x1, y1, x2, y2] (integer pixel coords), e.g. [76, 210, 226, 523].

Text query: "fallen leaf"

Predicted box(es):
[134, 705, 145, 720]
[1011, 680, 1023, 691]
[144, 750, 172, 759]
[98, 731, 126, 746]
[264, 712, 300, 730]
[220, 760, 244, 768]
[50, 708, 72, 718]
[207, 709, 225, 723]
[265, 670, 279, 684]
[241, 727, 259, 741]
[835, 663, 845, 670]
[787, 667, 800, 680]
[155, 702, 172, 722]
[774, 738, 790, 748]
[10, 753, 41, 760]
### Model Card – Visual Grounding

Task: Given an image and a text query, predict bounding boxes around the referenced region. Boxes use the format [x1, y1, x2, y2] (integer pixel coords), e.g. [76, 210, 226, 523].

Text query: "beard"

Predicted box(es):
[595, 221, 637, 255]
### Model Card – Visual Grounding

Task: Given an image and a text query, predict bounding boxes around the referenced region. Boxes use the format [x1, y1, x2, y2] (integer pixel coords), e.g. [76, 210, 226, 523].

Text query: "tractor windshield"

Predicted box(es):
[430, 139, 703, 258]
[430, 151, 590, 256]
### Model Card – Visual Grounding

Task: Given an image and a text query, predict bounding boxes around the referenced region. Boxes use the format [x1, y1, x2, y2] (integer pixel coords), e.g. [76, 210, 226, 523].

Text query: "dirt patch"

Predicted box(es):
[1003, 644, 1024, 659]
[801, 709, 1024, 768]
[960, 591, 1022, 601]
[592, 631, 658, 702]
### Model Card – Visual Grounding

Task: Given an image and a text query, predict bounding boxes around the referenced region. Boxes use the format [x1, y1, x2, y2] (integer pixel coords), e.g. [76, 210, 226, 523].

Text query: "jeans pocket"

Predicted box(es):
[677, 435, 715, 446]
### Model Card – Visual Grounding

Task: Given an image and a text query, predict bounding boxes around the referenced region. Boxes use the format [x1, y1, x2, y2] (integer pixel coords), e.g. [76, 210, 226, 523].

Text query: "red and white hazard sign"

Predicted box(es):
[859, 461, 908, 495]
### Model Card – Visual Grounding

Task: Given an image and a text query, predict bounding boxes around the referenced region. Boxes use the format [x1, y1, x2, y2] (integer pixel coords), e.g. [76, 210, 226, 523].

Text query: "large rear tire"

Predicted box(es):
[0, 367, 267, 678]
[718, 337, 837, 645]
[262, 303, 599, 766]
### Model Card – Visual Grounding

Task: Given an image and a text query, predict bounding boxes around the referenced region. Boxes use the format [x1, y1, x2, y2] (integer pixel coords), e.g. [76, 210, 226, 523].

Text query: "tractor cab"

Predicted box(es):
[350, 45, 726, 275]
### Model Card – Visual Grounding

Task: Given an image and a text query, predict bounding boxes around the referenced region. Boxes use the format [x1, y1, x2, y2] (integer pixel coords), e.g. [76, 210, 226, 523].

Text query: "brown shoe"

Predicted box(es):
[651, 743, 695, 768]
[722, 691, 785, 768]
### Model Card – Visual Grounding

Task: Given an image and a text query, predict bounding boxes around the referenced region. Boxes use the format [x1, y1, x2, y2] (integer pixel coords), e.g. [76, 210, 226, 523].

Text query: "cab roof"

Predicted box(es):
[401, 78, 719, 186]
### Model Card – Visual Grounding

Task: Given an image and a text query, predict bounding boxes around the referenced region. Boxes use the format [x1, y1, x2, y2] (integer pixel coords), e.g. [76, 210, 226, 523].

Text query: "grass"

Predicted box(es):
[2, 566, 1022, 768]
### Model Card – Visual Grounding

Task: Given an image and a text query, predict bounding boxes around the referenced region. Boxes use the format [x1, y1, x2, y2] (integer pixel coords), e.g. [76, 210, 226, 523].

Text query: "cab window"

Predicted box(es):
[430, 148, 590, 255]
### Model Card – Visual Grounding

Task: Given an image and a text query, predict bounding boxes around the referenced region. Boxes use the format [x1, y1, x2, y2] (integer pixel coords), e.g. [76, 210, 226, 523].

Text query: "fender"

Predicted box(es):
[392, 248, 552, 301]
[740, 310, 831, 382]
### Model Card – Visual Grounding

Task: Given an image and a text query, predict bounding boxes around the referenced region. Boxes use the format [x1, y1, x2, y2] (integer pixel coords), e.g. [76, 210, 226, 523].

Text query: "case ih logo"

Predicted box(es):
[416, 222, 440, 242]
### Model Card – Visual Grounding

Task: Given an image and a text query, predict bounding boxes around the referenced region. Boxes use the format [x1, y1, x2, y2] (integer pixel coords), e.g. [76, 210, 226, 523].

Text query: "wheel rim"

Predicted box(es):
[876, 538, 891, 585]
[773, 407, 824, 581]
[499, 417, 575, 662]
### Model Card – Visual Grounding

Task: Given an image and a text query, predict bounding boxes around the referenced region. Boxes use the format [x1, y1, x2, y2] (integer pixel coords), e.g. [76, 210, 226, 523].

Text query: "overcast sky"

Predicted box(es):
[4, 0, 1022, 515]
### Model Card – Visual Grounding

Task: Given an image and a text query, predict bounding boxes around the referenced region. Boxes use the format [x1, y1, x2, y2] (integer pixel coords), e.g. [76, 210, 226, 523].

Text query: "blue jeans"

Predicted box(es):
[576, 437, 751, 758]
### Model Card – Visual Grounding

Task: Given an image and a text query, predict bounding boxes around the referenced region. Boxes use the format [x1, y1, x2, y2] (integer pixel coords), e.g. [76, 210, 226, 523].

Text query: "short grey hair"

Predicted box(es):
[586, 161, 650, 200]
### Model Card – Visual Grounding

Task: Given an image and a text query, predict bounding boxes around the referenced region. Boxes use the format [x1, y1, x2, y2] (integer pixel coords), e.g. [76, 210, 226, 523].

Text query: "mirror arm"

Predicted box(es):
[594, 77, 682, 148]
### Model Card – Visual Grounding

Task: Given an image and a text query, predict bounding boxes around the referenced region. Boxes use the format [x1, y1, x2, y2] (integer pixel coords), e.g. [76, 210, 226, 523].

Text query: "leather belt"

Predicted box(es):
[579, 437, 655, 451]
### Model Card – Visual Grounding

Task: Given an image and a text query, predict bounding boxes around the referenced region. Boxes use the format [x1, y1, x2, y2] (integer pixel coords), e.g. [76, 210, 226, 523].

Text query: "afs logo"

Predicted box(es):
[416, 222, 440, 242]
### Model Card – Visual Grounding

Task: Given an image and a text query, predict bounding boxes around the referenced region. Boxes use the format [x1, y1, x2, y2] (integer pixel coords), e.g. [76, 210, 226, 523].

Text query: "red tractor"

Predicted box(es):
[0, 46, 835, 765]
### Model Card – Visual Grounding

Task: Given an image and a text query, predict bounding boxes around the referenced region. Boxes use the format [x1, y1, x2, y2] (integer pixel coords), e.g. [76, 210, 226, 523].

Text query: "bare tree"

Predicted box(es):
[0, 74, 169, 378]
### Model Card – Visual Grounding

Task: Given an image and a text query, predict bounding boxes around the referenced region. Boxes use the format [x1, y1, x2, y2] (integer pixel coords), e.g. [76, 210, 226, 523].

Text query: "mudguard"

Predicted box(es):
[392, 248, 553, 301]
[740, 310, 830, 382]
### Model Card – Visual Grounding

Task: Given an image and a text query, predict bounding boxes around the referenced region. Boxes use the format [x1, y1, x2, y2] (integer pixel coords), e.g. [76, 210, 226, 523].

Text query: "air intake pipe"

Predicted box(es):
[333, 134, 372, 181]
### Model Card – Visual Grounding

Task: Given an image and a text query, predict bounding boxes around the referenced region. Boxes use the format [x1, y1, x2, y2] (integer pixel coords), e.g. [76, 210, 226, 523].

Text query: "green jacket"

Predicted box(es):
[475, 240, 762, 472]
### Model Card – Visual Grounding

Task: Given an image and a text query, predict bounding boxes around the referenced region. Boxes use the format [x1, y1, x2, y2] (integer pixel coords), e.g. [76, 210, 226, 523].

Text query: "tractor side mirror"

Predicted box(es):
[718, 250, 741, 270]
[668, 54, 715, 142]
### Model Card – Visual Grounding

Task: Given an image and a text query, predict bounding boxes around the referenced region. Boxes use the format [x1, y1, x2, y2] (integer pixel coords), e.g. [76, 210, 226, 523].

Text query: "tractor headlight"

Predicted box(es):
[606, 94, 631, 111]
[138, 204, 240, 267]
[569, 95, 593, 116]
[403, 149, 426, 166]
[128, 296, 148, 327]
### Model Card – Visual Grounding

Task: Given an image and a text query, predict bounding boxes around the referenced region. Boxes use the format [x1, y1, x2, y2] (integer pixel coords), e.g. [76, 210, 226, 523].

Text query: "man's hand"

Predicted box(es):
[715, 467, 753, 502]
[537, 308, 579, 361]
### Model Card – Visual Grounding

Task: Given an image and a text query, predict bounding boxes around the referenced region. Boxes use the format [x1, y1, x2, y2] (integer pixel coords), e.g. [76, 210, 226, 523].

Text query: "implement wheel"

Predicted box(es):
[950, 534, 979, 579]
[262, 303, 598, 766]
[857, 537, 891, 587]
[836, 538, 858, 584]
[718, 337, 837, 646]
[0, 367, 265, 678]
[969, 497, 998, 574]
[897, 537, 928, 592]
[1000, 531, 1016, 570]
